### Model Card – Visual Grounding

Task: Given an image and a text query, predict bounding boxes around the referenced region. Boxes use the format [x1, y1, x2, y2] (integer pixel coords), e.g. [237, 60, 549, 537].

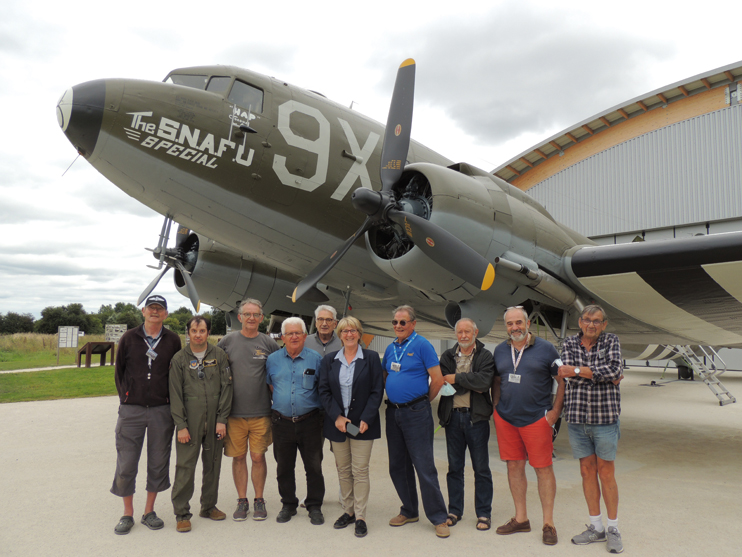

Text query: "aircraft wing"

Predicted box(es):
[564, 231, 742, 347]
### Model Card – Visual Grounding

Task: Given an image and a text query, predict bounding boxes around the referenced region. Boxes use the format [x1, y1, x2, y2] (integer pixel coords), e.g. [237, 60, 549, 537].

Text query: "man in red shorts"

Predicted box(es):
[491, 306, 564, 545]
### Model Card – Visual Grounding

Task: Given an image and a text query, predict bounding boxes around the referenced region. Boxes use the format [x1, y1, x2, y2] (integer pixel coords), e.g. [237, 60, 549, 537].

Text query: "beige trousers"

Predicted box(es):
[330, 438, 374, 520]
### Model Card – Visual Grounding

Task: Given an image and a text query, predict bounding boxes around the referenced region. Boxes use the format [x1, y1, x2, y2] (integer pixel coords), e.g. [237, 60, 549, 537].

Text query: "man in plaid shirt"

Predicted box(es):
[558, 304, 624, 554]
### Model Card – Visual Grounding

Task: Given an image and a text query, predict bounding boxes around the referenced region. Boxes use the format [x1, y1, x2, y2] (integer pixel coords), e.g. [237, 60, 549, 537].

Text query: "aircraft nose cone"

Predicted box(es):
[57, 80, 106, 158]
[56, 88, 73, 131]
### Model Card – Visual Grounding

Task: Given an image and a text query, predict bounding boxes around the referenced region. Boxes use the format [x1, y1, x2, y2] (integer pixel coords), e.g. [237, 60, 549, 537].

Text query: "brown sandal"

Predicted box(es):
[477, 517, 492, 531]
[446, 513, 462, 526]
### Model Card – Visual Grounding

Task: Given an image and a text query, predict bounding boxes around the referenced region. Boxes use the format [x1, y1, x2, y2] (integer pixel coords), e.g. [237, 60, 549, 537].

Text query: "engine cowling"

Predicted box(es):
[173, 234, 319, 315]
[364, 162, 502, 297]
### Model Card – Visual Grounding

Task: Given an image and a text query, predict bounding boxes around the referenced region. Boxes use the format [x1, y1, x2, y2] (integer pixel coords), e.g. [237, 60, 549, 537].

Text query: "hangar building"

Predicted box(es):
[493, 60, 742, 369]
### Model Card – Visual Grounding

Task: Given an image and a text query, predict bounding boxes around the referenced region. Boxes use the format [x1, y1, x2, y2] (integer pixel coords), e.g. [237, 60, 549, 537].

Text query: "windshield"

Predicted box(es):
[164, 74, 208, 89]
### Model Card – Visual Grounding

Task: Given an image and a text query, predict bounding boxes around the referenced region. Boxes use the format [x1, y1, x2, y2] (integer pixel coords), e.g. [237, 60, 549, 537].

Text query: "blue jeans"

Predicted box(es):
[445, 410, 493, 518]
[386, 399, 447, 525]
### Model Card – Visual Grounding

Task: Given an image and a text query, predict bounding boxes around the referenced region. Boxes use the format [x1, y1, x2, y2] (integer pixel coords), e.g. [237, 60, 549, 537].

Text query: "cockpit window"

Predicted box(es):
[206, 76, 231, 94]
[228, 80, 264, 113]
[165, 74, 208, 89]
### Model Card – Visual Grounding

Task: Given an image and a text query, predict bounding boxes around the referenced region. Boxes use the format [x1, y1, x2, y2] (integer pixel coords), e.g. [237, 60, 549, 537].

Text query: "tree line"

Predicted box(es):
[0, 303, 228, 336]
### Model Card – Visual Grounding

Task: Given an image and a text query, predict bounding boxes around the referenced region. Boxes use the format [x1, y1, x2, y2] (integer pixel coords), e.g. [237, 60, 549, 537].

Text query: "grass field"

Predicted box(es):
[0, 332, 229, 403]
[0, 333, 112, 371]
[0, 366, 117, 403]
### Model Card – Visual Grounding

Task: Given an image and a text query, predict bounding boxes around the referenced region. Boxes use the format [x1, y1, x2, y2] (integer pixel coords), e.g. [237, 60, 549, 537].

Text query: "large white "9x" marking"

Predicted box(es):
[273, 100, 380, 200]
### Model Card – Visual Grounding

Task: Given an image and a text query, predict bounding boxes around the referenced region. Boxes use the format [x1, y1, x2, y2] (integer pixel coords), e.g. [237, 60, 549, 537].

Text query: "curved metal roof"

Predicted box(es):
[493, 59, 742, 185]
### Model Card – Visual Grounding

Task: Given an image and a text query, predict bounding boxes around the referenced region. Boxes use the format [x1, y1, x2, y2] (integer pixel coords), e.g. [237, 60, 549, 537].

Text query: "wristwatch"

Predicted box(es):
[574, 367, 581, 375]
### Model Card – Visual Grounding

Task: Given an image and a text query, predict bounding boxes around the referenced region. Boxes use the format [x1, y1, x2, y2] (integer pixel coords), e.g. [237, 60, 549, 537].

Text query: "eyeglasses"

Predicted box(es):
[581, 318, 605, 326]
[340, 329, 358, 335]
[197, 364, 205, 380]
[506, 305, 524, 310]
[392, 320, 413, 326]
[316, 317, 336, 323]
[283, 332, 304, 337]
[240, 312, 263, 319]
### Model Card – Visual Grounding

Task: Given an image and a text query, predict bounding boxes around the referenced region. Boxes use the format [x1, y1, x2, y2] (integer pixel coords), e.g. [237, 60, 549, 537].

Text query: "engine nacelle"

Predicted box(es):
[174, 234, 318, 316]
[365, 162, 500, 297]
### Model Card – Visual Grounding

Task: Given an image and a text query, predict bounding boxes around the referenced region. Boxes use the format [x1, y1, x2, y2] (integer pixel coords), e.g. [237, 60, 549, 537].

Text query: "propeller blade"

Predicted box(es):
[137, 266, 171, 306]
[292, 218, 374, 302]
[174, 224, 190, 249]
[174, 260, 201, 312]
[380, 58, 415, 192]
[387, 208, 495, 291]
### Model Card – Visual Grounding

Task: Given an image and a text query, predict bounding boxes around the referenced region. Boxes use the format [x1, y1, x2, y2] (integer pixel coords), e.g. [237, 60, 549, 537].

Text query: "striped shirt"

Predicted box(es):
[561, 332, 622, 425]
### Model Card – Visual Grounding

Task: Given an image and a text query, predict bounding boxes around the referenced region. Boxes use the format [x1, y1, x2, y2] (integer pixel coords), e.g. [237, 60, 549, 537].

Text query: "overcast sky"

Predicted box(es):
[2, 0, 740, 318]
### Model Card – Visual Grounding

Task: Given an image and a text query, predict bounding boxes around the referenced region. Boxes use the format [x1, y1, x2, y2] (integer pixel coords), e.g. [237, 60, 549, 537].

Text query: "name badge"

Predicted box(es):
[508, 373, 521, 384]
[391, 362, 401, 372]
[598, 349, 605, 359]
[146, 348, 158, 360]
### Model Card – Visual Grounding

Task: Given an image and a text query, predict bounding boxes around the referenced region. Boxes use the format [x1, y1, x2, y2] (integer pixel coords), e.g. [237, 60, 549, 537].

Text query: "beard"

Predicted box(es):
[458, 338, 476, 351]
[509, 329, 528, 342]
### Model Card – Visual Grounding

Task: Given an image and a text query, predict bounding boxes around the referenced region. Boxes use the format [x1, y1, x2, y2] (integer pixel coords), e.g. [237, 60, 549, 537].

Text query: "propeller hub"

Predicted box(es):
[352, 188, 390, 218]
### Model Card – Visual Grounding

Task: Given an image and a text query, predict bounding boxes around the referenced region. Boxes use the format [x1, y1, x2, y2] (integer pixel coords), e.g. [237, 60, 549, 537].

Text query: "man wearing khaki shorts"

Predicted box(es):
[218, 299, 279, 521]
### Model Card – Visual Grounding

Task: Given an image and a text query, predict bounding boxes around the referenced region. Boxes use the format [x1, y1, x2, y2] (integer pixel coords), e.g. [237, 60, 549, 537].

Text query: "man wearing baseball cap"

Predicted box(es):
[111, 295, 182, 535]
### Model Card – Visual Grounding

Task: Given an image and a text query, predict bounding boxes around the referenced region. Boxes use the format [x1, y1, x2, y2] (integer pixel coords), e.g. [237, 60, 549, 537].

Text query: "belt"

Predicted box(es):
[385, 394, 428, 409]
[273, 408, 320, 423]
[452, 407, 470, 413]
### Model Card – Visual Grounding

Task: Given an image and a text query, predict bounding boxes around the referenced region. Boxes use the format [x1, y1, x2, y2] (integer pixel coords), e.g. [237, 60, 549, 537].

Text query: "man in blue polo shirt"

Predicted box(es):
[383, 305, 450, 539]
[266, 317, 324, 526]
[492, 306, 564, 546]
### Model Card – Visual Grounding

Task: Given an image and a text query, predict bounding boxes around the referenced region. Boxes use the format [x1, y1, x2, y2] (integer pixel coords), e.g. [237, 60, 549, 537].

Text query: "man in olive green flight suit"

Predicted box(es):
[170, 315, 233, 532]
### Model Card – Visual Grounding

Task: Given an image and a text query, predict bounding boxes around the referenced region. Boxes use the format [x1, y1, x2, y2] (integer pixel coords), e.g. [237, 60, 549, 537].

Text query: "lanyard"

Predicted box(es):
[510, 336, 528, 372]
[392, 332, 417, 365]
[143, 335, 163, 370]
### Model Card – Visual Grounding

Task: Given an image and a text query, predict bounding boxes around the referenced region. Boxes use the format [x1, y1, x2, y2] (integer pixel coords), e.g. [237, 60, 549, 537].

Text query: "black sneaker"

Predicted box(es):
[355, 519, 368, 538]
[308, 508, 325, 525]
[276, 506, 297, 523]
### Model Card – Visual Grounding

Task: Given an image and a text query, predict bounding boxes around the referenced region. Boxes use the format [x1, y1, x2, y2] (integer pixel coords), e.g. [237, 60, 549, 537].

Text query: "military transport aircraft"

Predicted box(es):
[56, 59, 742, 402]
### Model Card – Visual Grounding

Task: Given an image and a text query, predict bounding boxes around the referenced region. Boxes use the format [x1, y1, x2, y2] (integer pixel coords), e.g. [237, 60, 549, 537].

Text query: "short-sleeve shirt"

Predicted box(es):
[266, 347, 323, 417]
[218, 331, 279, 418]
[383, 333, 439, 404]
[494, 335, 559, 427]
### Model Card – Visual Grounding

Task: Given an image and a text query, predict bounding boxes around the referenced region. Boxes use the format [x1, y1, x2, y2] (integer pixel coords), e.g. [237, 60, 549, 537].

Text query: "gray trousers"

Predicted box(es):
[111, 404, 174, 497]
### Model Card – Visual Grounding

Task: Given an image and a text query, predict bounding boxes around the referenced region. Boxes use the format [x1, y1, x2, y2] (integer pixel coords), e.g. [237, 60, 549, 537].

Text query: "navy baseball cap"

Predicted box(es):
[144, 295, 168, 310]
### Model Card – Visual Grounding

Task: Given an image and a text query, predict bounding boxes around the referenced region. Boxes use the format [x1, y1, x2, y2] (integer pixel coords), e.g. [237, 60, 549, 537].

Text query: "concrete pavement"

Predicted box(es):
[1, 367, 741, 556]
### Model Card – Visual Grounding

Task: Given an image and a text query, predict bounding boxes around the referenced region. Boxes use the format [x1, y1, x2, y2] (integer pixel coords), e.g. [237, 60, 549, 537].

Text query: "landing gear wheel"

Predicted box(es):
[677, 364, 693, 380]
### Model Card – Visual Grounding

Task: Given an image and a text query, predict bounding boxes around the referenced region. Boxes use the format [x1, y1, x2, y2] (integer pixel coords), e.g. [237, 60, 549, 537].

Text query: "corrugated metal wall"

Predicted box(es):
[527, 104, 742, 238]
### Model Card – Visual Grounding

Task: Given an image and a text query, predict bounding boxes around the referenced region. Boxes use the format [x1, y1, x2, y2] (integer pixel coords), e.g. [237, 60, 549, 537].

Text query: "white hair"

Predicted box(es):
[314, 305, 337, 320]
[503, 306, 529, 323]
[281, 317, 307, 335]
[455, 317, 478, 332]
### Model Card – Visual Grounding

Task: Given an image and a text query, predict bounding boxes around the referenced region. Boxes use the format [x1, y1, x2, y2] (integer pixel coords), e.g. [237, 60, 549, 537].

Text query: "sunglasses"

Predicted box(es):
[392, 320, 413, 326]
[197, 364, 205, 380]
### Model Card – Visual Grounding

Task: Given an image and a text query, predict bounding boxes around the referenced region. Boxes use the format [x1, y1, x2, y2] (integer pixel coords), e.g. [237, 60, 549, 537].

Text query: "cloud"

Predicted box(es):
[216, 42, 299, 77]
[0, 199, 67, 225]
[373, 2, 672, 145]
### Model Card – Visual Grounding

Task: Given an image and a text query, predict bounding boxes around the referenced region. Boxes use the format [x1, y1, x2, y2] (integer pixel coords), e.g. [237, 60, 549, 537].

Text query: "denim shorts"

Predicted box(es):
[567, 420, 620, 461]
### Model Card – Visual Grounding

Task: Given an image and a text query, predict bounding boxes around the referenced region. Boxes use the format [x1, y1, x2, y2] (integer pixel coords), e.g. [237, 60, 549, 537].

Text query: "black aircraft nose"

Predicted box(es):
[57, 79, 106, 158]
